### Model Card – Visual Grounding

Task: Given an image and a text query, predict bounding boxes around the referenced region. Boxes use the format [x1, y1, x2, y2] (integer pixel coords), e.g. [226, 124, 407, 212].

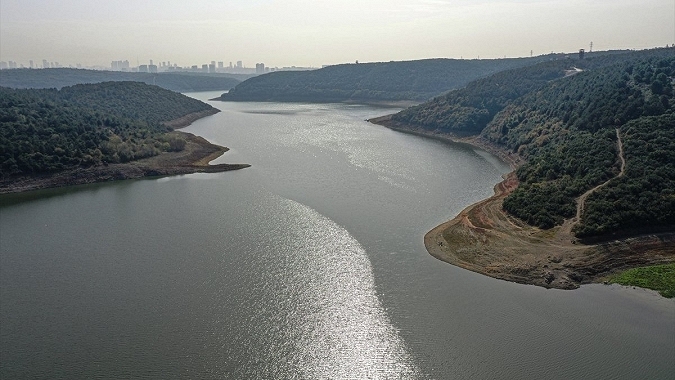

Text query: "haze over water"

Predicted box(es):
[1, 93, 673, 378]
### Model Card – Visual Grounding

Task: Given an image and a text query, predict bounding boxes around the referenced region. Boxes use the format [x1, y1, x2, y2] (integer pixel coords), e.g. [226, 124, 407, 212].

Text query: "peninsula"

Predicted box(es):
[0, 82, 248, 194]
[371, 47, 675, 292]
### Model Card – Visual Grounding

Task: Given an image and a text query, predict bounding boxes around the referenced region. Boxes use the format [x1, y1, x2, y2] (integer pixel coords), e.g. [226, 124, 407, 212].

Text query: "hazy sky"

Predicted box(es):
[1, 0, 673, 68]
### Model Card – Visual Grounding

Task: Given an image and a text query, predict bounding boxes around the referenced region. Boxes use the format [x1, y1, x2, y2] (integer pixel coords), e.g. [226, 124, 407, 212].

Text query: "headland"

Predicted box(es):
[0, 110, 249, 194]
[369, 115, 675, 290]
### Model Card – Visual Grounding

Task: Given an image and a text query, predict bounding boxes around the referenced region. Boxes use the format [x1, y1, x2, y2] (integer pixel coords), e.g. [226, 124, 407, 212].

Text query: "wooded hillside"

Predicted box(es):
[386, 47, 675, 238]
[218, 56, 559, 103]
[0, 82, 216, 177]
[492, 53, 675, 236]
[392, 49, 674, 136]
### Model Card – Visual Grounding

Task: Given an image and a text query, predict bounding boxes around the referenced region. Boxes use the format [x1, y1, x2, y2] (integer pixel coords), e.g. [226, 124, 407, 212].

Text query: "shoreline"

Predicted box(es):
[369, 114, 675, 290]
[367, 114, 523, 169]
[0, 110, 249, 194]
[213, 97, 421, 109]
[161, 108, 220, 129]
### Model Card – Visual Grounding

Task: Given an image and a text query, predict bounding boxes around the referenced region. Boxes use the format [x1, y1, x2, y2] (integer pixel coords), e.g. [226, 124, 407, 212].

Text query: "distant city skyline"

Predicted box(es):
[1, 0, 673, 68]
[0, 55, 321, 73]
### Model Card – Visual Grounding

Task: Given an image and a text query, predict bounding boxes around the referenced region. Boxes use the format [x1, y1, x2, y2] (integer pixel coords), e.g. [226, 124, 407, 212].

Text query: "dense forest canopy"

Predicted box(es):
[0, 68, 246, 92]
[388, 47, 675, 238]
[491, 52, 675, 235]
[0, 82, 216, 176]
[218, 55, 563, 103]
[392, 48, 675, 136]
[574, 114, 675, 237]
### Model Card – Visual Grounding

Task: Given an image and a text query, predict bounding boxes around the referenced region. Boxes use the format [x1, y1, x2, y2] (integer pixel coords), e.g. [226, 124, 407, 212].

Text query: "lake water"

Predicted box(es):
[1, 92, 673, 379]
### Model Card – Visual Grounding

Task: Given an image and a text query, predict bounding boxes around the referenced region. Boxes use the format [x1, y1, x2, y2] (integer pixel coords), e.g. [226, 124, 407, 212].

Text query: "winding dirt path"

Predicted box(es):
[576, 128, 625, 221]
[557, 129, 626, 239]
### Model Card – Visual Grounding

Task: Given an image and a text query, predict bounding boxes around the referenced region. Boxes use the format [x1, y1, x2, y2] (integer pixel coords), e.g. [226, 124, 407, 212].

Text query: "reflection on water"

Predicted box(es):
[240, 103, 326, 116]
[222, 197, 421, 378]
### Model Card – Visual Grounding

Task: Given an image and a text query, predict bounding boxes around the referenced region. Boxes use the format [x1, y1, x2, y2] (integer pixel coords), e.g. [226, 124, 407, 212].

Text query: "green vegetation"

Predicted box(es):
[392, 48, 674, 136]
[220, 56, 561, 103]
[392, 59, 571, 135]
[0, 82, 216, 176]
[386, 47, 675, 238]
[0, 68, 246, 92]
[574, 114, 675, 236]
[605, 264, 675, 298]
[491, 53, 675, 235]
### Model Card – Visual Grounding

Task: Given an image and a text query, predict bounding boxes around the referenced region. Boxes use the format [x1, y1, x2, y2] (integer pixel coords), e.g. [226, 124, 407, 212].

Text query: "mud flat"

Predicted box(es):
[424, 172, 675, 289]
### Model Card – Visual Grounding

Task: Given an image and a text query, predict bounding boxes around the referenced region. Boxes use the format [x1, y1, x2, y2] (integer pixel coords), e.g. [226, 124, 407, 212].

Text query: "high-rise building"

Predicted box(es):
[111, 60, 130, 71]
[255, 63, 265, 74]
[218, 61, 224, 69]
[202, 64, 209, 72]
[208, 63, 216, 73]
[42, 59, 49, 69]
[138, 65, 149, 73]
[29, 60, 34, 69]
[149, 64, 158, 73]
[236, 61, 243, 69]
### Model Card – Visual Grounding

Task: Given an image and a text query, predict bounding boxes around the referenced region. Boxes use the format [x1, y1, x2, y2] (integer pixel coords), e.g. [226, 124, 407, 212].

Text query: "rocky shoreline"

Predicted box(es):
[0, 111, 249, 194]
[369, 115, 675, 290]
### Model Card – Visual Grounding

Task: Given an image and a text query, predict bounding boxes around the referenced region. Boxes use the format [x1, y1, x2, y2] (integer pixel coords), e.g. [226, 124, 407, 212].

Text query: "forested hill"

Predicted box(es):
[384, 47, 675, 239]
[218, 56, 560, 103]
[0, 82, 217, 177]
[390, 48, 675, 135]
[0, 68, 246, 92]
